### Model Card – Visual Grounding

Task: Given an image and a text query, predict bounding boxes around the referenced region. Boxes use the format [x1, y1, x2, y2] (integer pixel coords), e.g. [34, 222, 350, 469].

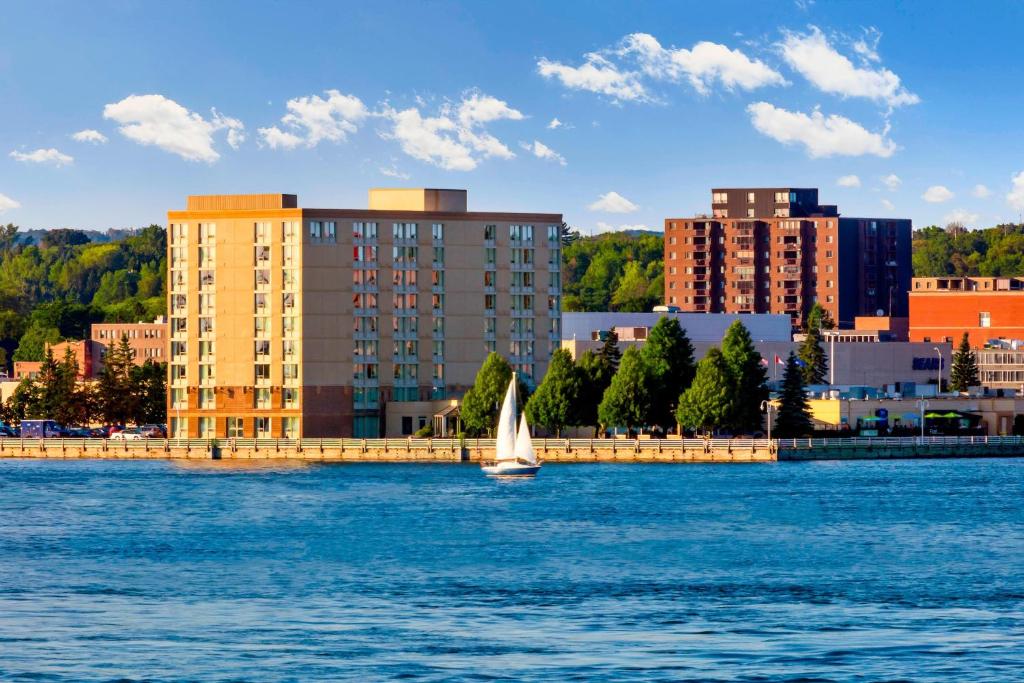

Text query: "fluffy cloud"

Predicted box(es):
[922, 185, 954, 203]
[881, 173, 902, 191]
[259, 89, 367, 149]
[746, 102, 896, 158]
[381, 91, 523, 171]
[0, 193, 20, 213]
[595, 221, 649, 234]
[538, 33, 784, 102]
[538, 53, 648, 102]
[837, 174, 861, 187]
[972, 184, 992, 199]
[379, 165, 410, 180]
[944, 209, 979, 226]
[588, 191, 639, 213]
[71, 129, 108, 144]
[10, 148, 74, 166]
[103, 94, 243, 162]
[880, 198, 895, 211]
[547, 118, 565, 129]
[520, 140, 566, 166]
[1006, 172, 1024, 210]
[778, 27, 918, 108]
[620, 32, 787, 95]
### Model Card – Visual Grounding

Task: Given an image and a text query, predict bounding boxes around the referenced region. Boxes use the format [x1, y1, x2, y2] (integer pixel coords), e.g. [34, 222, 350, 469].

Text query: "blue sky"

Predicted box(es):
[3, 0, 1024, 233]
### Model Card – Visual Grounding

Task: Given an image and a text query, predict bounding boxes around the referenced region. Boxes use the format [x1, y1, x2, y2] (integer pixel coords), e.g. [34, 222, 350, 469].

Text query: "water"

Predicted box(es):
[0, 459, 1022, 682]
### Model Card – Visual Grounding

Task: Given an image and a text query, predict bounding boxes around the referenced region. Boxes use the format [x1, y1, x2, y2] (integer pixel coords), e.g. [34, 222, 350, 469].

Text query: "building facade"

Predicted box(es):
[664, 188, 912, 328]
[909, 276, 1024, 347]
[13, 340, 105, 380]
[92, 318, 168, 365]
[167, 190, 562, 439]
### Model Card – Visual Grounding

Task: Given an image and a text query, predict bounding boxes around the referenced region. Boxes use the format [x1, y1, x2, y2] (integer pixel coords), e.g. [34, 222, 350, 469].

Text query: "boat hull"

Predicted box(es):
[481, 462, 541, 478]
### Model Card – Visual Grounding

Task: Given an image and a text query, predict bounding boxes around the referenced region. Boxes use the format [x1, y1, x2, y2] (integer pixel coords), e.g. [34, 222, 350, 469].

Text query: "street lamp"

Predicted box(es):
[760, 399, 774, 442]
[916, 398, 929, 440]
[933, 346, 943, 394]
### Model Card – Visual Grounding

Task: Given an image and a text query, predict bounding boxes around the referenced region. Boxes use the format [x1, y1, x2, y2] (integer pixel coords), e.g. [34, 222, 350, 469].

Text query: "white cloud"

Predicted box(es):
[547, 117, 565, 129]
[778, 27, 918, 108]
[881, 173, 902, 191]
[852, 28, 882, 63]
[944, 209, 979, 226]
[379, 165, 410, 180]
[103, 94, 242, 162]
[922, 185, 954, 203]
[538, 53, 649, 102]
[0, 193, 20, 213]
[10, 148, 74, 166]
[1006, 172, 1024, 210]
[594, 221, 649, 234]
[588, 191, 639, 213]
[837, 174, 861, 187]
[881, 198, 895, 211]
[746, 102, 896, 158]
[520, 140, 566, 166]
[620, 32, 787, 95]
[618, 224, 650, 231]
[259, 89, 367, 149]
[381, 91, 523, 171]
[212, 110, 245, 150]
[972, 184, 992, 199]
[71, 129, 108, 144]
[595, 221, 616, 233]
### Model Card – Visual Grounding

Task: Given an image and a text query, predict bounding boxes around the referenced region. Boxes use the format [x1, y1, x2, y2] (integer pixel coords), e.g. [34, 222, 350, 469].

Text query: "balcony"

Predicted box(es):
[354, 307, 378, 317]
[511, 261, 534, 271]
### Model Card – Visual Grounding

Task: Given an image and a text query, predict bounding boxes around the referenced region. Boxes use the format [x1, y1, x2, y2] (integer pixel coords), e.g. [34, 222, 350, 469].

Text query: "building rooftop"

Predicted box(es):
[561, 312, 792, 342]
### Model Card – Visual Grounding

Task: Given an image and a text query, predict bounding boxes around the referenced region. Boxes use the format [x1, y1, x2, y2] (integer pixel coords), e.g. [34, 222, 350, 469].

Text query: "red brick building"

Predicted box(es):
[909, 276, 1024, 347]
[664, 188, 912, 329]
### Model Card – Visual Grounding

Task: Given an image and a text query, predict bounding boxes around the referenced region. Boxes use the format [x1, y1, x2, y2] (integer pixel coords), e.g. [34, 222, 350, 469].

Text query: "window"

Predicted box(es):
[198, 417, 214, 439]
[283, 221, 299, 242]
[171, 341, 187, 358]
[255, 364, 271, 382]
[485, 248, 496, 266]
[255, 270, 270, 287]
[354, 221, 378, 239]
[171, 388, 186, 409]
[198, 363, 215, 384]
[198, 388, 215, 409]
[199, 341, 214, 360]
[171, 364, 186, 383]
[432, 223, 444, 241]
[484, 224, 496, 241]
[254, 222, 270, 243]
[283, 340, 296, 358]
[309, 221, 322, 240]
[255, 245, 270, 263]
[254, 416, 271, 438]
[433, 246, 444, 265]
[746, 208, 755, 218]
[980, 311, 991, 328]
[199, 223, 216, 243]
[255, 339, 270, 358]
[227, 418, 244, 438]
[283, 363, 298, 382]
[393, 222, 417, 240]
[199, 317, 214, 335]
[712, 191, 728, 203]
[255, 389, 271, 410]
[254, 316, 270, 336]
[548, 225, 560, 241]
[324, 221, 336, 242]
[282, 417, 298, 439]
[283, 388, 298, 408]
[747, 192, 755, 203]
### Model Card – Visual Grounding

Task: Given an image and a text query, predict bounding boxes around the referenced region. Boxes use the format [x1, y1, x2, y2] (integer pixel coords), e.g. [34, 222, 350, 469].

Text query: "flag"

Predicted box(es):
[794, 358, 807, 367]
[759, 357, 769, 367]
[774, 354, 784, 365]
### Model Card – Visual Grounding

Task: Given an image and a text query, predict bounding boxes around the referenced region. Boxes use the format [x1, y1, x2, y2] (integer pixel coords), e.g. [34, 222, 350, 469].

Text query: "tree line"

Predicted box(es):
[0, 336, 166, 427]
[461, 317, 817, 439]
[913, 223, 1024, 277]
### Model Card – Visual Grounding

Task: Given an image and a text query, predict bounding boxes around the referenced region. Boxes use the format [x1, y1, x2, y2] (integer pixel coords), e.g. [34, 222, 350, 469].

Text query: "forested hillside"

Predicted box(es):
[562, 230, 664, 312]
[0, 224, 166, 369]
[913, 223, 1024, 276]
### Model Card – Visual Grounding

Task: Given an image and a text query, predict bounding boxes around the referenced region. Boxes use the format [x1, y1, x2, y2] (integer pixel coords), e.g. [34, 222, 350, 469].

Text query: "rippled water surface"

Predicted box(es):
[1, 458, 1023, 681]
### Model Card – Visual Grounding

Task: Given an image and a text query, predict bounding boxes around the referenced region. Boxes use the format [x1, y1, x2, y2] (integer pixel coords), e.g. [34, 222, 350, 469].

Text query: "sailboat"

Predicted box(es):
[481, 375, 541, 478]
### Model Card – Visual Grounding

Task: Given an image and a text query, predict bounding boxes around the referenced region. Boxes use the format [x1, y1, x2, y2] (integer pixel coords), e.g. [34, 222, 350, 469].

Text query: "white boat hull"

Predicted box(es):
[481, 461, 541, 478]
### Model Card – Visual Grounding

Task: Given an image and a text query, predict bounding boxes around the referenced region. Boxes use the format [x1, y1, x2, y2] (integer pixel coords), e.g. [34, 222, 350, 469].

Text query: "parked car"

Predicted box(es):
[109, 428, 144, 441]
[21, 420, 68, 438]
[89, 427, 108, 439]
[65, 427, 93, 438]
[139, 424, 167, 438]
[0, 423, 17, 437]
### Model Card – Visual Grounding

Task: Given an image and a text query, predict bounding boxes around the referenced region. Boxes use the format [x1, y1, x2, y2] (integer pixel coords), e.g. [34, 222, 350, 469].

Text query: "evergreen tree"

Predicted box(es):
[676, 347, 735, 435]
[641, 316, 696, 432]
[52, 346, 82, 426]
[805, 302, 836, 332]
[949, 332, 980, 392]
[96, 334, 138, 425]
[575, 350, 610, 434]
[798, 325, 828, 385]
[34, 346, 63, 419]
[721, 320, 769, 434]
[132, 360, 167, 425]
[597, 347, 653, 434]
[598, 327, 622, 373]
[460, 352, 513, 436]
[525, 349, 582, 436]
[774, 352, 814, 438]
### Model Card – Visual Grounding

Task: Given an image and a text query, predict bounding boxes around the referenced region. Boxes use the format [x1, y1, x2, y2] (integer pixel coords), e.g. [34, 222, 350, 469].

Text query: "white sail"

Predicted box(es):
[514, 412, 537, 465]
[495, 376, 517, 462]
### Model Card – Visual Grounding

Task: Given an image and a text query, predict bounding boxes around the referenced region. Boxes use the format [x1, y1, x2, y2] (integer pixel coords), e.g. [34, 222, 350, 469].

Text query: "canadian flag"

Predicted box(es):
[774, 354, 784, 365]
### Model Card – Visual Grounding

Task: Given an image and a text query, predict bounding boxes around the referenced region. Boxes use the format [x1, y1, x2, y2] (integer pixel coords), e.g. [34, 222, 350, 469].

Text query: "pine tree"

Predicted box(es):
[96, 335, 138, 425]
[525, 349, 582, 436]
[676, 347, 735, 435]
[132, 360, 167, 425]
[35, 346, 62, 419]
[597, 347, 653, 434]
[460, 352, 513, 436]
[949, 332, 980, 393]
[53, 346, 82, 426]
[598, 327, 621, 374]
[721, 320, 769, 434]
[576, 350, 609, 434]
[641, 316, 696, 433]
[798, 325, 828, 385]
[774, 352, 814, 438]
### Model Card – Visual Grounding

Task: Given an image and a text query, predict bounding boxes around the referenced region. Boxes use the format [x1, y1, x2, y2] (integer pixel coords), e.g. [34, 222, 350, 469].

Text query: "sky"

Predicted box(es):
[3, 0, 1024, 234]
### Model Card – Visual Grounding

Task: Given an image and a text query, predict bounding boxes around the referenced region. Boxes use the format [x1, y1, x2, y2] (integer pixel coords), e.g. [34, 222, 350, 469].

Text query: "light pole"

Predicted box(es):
[933, 346, 943, 394]
[761, 400, 774, 442]
[916, 398, 929, 440]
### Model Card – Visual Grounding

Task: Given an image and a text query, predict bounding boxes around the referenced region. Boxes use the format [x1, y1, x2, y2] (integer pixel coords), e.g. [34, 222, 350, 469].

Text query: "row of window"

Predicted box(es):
[172, 416, 298, 439]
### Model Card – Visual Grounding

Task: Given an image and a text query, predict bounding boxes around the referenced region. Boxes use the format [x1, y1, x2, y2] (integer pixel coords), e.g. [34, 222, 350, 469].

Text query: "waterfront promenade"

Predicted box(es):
[0, 435, 1021, 462]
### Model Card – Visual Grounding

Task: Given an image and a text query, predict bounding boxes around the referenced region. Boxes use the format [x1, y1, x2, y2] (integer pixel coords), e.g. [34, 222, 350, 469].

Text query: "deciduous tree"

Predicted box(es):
[460, 352, 513, 436]
[640, 316, 695, 432]
[676, 347, 735, 435]
[597, 347, 652, 434]
[721, 320, 769, 434]
[525, 349, 582, 436]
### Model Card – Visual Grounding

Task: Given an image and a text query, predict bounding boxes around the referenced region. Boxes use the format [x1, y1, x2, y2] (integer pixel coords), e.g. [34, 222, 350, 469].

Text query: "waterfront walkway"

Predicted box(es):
[0, 435, 1021, 462]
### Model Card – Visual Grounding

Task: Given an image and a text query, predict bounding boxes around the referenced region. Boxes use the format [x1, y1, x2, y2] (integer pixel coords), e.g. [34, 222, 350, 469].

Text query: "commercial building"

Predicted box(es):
[909, 276, 1024, 347]
[13, 340, 105, 380]
[664, 187, 912, 329]
[167, 189, 562, 439]
[92, 318, 168, 365]
[809, 396, 1024, 436]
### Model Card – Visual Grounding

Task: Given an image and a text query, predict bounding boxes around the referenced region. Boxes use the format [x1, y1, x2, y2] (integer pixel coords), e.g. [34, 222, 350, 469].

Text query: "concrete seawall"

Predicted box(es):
[1, 436, 1021, 463]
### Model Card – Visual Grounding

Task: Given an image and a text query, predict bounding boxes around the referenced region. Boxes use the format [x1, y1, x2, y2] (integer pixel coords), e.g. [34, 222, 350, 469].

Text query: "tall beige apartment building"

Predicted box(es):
[167, 189, 562, 439]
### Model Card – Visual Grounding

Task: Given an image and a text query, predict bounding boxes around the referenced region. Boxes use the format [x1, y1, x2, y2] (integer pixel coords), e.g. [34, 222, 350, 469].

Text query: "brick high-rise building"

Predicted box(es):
[663, 188, 912, 328]
[166, 189, 562, 439]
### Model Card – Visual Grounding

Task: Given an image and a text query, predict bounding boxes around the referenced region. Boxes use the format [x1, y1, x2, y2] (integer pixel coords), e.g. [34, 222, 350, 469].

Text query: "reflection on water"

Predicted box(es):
[0, 459, 1022, 681]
